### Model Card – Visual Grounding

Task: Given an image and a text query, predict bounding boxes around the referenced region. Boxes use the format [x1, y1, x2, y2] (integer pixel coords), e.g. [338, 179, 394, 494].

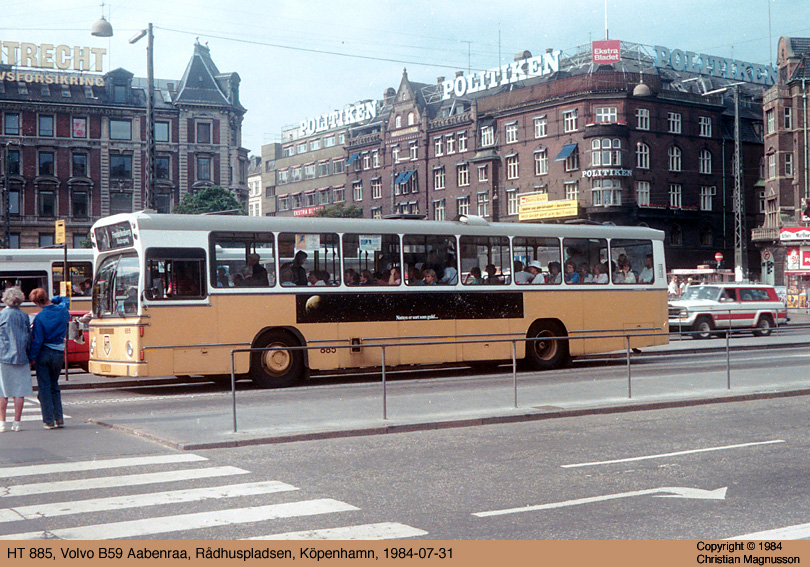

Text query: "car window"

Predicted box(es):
[742, 289, 770, 301]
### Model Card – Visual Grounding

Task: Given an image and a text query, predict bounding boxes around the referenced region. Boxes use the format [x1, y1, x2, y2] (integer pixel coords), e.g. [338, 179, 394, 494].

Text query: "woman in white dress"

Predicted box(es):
[0, 287, 32, 432]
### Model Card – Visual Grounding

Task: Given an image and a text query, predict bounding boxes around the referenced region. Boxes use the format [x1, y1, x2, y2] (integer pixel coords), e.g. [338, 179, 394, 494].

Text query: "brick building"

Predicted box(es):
[0, 41, 248, 248]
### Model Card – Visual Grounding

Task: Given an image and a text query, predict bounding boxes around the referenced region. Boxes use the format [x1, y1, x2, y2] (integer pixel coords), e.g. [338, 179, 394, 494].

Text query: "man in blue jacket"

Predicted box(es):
[28, 288, 70, 429]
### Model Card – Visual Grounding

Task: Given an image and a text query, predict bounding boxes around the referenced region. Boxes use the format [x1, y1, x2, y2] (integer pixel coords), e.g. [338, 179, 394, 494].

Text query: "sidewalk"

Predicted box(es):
[70, 311, 810, 451]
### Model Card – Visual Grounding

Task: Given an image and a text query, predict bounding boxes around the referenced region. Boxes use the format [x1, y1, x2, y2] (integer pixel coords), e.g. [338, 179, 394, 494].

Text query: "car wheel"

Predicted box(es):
[753, 315, 773, 337]
[691, 316, 714, 340]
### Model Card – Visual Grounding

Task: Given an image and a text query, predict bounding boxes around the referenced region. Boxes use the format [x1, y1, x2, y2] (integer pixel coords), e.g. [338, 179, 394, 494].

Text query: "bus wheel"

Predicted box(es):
[250, 331, 304, 388]
[753, 315, 773, 337]
[525, 322, 568, 370]
[691, 316, 714, 340]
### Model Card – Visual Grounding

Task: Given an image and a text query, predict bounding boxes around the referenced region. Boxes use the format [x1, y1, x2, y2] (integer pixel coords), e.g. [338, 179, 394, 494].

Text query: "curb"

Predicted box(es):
[88, 387, 810, 451]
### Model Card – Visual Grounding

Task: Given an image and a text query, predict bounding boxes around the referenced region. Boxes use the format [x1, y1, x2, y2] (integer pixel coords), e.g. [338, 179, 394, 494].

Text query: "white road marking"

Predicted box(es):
[247, 522, 428, 540]
[729, 523, 810, 540]
[0, 499, 358, 540]
[561, 440, 785, 468]
[1, 466, 248, 498]
[0, 454, 207, 479]
[0, 481, 298, 522]
[473, 486, 727, 518]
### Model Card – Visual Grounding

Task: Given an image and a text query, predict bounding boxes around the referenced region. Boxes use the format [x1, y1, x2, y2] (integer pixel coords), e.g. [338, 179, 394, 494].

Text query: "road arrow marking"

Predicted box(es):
[473, 486, 727, 517]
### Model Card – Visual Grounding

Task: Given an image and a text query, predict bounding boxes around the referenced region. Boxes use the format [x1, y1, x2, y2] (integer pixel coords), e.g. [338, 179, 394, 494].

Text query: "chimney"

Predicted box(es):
[437, 76, 445, 84]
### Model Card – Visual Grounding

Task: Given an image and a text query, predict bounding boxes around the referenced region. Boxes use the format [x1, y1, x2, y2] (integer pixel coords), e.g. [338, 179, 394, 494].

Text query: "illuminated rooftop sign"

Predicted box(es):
[442, 50, 560, 100]
[0, 41, 106, 72]
[653, 45, 776, 86]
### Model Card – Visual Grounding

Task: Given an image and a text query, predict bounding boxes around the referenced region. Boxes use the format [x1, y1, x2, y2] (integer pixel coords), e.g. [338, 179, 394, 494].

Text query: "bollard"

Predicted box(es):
[725, 326, 731, 390]
[626, 335, 632, 399]
[381, 345, 387, 420]
[230, 350, 238, 433]
[512, 340, 518, 408]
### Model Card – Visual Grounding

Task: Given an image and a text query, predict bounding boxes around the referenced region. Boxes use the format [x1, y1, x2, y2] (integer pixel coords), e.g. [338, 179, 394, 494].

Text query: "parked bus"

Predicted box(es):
[0, 248, 94, 370]
[88, 213, 669, 387]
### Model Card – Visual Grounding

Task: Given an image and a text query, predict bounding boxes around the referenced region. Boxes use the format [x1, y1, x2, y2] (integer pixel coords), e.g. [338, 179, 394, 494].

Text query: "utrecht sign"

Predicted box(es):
[0, 40, 107, 86]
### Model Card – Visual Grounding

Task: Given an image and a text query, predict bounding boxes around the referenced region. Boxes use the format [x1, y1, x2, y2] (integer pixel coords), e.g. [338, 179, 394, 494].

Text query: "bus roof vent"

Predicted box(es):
[455, 214, 489, 226]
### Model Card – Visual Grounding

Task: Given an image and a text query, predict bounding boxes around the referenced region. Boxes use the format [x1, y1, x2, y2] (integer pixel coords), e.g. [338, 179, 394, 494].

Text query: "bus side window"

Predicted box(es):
[145, 248, 206, 300]
[563, 237, 608, 285]
[403, 234, 457, 286]
[610, 239, 654, 285]
[211, 233, 275, 288]
[459, 235, 509, 285]
[278, 232, 341, 287]
[342, 233, 401, 286]
[512, 237, 562, 285]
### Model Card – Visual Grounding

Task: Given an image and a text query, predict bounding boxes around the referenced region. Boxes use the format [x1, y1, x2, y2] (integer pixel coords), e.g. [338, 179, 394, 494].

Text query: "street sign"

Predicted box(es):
[715, 252, 724, 262]
[54, 220, 66, 245]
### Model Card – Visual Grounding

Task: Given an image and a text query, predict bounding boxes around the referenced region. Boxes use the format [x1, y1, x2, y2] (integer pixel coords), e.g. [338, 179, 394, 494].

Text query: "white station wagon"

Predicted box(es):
[668, 284, 788, 339]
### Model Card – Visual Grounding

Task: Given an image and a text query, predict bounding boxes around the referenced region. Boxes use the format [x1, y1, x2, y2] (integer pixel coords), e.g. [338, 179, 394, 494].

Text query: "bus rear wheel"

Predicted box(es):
[250, 331, 305, 388]
[525, 322, 568, 370]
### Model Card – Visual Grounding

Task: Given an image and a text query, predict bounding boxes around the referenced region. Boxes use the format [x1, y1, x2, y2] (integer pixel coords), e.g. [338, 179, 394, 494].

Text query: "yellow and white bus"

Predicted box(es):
[88, 212, 669, 387]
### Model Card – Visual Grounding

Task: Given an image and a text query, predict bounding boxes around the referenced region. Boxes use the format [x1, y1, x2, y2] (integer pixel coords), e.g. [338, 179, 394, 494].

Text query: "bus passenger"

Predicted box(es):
[464, 267, 483, 285]
[615, 262, 636, 284]
[388, 267, 401, 285]
[308, 270, 327, 286]
[593, 263, 609, 283]
[513, 261, 532, 284]
[638, 255, 654, 283]
[564, 261, 580, 284]
[244, 253, 269, 286]
[407, 267, 423, 286]
[484, 264, 502, 285]
[280, 265, 296, 286]
[547, 262, 562, 284]
[291, 251, 308, 286]
[216, 267, 229, 287]
[578, 263, 593, 283]
[439, 257, 458, 285]
[359, 269, 374, 286]
[527, 261, 545, 284]
[422, 269, 438, 285]
[344, 269, 358, 286]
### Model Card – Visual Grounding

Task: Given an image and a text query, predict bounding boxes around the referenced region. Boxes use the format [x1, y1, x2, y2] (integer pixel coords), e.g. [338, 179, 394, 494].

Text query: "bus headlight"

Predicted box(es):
[90, 337, 96, 356]
[126, 341, 134, 357]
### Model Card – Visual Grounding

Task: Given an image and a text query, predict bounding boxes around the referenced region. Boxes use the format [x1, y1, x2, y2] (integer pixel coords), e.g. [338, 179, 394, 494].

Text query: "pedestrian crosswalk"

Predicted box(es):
[0, 453, 428, 540]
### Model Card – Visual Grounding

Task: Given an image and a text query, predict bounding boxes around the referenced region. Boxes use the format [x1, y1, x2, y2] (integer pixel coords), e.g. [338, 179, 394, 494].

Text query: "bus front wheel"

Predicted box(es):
[250, 331, 305, 388]
[525, 322, 568, 370]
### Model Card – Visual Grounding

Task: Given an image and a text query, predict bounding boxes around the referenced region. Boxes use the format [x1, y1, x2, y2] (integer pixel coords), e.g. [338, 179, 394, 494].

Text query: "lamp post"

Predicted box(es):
[3, 142, 11, 249]
[704, 84, 747, 282]
[93, 16, 156, 211]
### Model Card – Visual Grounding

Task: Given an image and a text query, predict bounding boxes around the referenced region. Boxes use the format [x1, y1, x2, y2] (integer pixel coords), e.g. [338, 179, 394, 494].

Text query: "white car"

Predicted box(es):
[668, 284, 788, 339]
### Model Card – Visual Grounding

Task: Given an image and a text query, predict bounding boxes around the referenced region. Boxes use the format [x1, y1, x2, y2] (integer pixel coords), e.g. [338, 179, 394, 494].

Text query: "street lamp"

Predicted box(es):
[129, 24, 156, 211]
[92, 16, 156, 211]
[703, 83, 747, 282]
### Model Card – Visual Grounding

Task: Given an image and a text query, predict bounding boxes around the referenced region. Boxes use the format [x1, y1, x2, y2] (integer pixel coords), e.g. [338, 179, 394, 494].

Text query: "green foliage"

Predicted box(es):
[173, 185, 245, 215]
[315, 203, 364, 218]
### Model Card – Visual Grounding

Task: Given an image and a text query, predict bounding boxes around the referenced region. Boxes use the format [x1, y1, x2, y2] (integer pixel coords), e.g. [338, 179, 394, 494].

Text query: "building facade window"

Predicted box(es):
[4, 113, 20, 136]
[72, 153, 88, 177]
[434, 137, 443, 156]
[109, 192, 133, 215]
[506, 190, 519, 216]
[667, 112, 682, 134]
[110, 154, 132, 178]
[197, 122, 211, 144]
[458, 131, 468, 151]
[563, 109, 578, 132]
[333, 186, 345, 202]
[506, 155, 519, 180]
[636, 142, 650, 169]
[785, 107, 793, 130]
[333, 158, 345, 174]
[767, 153, 776, 179]
[669, 183, 682, 209]
[409, 142, 418, 160]
[668, 146, 682, 172]
[309, 138, 321, 151]
[197, 156, 212, 181]
[304, 163, 316, 179]
[636, 181, 650, 206]
[480, 126, 495, 147]
[564, 151, 579, 172]
[505, 122, 518, 143]
[534, 149, 548, 175]
[457, 163, 470, 187]
[564, 181, 579, 201]
[155, 121, 170, 142]
[478, 164, 489, 182]
[72, 189, 89, 217]
[110, 119, 131, 140]
[39, 233, 54, 247]
[7, 149, 20, 176]
[371, 177, 382, 199]
[786, 153, 794, 177]
[591, 138, 621, 166]
[636, 108, 650, 130]
[282, 145, 294, 157]
[594, 106, 617, 123]
[318, 161, 329, 177]
[699, 116, 712, 137]
[670, 224, 682, 246]
[457, 195, 470, 216]
[352, 181, 362, 202]
[700, 185, 716, 211]
[433, 199, 446, 221]
[72, 117, 87, 138]
[446, 135, 455, 154]
[591, 179, 622, 206]
[155, 156, 170, 180]
[8, 186, 20, 215]
[371, 207, 382, 219]
[38, 187, 56, 217]
[534, 116, 547, 138]
[699, 149, 712, 174]
[38, 151, 55, 176]
[323, 135, 335, 148]
[434, 167, 446, 190]
[765, 109, 775, 134]
[477, 192, 489, 217]
[39, 114, 54, 137]
[391, 145, 400, 162]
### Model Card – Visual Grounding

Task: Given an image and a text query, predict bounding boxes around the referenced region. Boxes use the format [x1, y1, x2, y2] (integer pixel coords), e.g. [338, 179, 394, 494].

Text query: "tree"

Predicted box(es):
[315, 203, 364, 218]
[173, 185, 245, 215]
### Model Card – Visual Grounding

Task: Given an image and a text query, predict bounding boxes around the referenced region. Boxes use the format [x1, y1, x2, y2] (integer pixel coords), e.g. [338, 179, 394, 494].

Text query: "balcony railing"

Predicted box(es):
[751, 227, 780, 242]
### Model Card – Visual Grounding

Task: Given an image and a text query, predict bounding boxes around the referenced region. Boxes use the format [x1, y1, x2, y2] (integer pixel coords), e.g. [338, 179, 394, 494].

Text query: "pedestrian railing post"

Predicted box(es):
[381, 345, 387, 420]
[626, 335, 632, 398]
[512, 340, 518, 408]
[230, 349, 237, 433]
[726, 326, 731, 390]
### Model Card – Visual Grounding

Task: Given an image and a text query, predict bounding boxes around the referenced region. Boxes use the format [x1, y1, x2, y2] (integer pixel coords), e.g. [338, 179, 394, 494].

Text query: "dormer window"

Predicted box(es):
[395, 115, 402, 128]
[407, 112, 415, 126]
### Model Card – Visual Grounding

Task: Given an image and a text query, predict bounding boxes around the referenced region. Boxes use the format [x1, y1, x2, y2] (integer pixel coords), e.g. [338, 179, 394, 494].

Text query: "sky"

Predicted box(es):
[2, 0, 810, 156]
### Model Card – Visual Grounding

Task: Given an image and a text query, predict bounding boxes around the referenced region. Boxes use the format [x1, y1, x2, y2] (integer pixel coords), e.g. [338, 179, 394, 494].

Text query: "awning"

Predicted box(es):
[400, 170, 416, 184]
[394, 172, 406, 184]
[345, 153, 359, 166]
[555, 143, 578, 161]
